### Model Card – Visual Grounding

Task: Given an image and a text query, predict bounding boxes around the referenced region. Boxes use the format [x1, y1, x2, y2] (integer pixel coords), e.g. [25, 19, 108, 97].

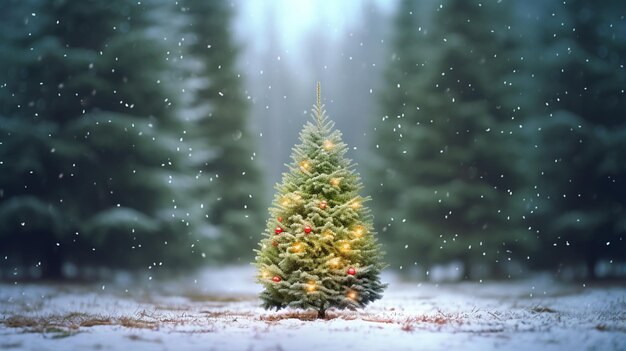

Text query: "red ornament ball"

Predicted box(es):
[277, 217, 283, 222]
[272, 276, 281, 282]
[347, 267, 356, 276]
[304, 226, 312, 234]
[319, 201, 327, 210]
[275, 227, 283, 235]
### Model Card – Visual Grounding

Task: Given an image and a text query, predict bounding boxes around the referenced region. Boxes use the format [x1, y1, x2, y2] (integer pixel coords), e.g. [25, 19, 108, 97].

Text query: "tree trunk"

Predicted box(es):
[491, 261, 507, 280]
[461, 256, 472, 281]
[42, 242, 63, 280]
[317, 309, 326, 319]
[585, 254, 597, 281]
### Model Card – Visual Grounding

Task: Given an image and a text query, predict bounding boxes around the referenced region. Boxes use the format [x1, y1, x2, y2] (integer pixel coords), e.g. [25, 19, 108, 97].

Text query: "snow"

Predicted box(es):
[1, 266, 624, 351]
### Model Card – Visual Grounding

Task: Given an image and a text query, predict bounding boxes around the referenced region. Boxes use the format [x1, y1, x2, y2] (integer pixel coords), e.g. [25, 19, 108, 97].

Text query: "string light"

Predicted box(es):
[261, 270, 270, 279]
[341, 243, 351, 252]
[306, 280, 317, 292]
[347, 290, 358, 300]
[299, 160, 311, 171]
[282, 192, 302, 207]
[292, 242, 303, 252]
[323, 139, 334, 150]
[350, 200, 361, 210]
[330, 178, 340, 187]
[329, 257, 340, 268]
[352, 226, 365, 237]
[280, 196, 290, 207]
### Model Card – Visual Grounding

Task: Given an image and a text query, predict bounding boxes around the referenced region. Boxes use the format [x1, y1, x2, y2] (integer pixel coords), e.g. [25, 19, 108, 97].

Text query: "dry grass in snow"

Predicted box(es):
[0, 266, 624, 351]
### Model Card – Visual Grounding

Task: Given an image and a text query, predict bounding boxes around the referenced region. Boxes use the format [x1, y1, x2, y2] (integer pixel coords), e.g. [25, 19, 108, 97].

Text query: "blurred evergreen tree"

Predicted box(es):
[181, 0, 265, 262]
[0, 0, 204, 278]
[368, 0, 534, 279]
[332, 1, 390, 167]
[531, 0, 626, 278]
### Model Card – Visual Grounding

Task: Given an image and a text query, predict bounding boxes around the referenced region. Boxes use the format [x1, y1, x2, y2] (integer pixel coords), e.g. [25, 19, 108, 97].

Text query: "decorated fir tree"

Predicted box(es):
[254, 84, 386, 318]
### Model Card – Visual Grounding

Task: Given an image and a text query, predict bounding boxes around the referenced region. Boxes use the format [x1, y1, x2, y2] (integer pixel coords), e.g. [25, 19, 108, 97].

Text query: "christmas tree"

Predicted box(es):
[254, 84, 386, 319]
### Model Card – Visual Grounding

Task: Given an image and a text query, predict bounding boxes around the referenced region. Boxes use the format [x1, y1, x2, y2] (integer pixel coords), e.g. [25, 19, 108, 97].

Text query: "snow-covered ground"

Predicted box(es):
[0, 266, 624, 351]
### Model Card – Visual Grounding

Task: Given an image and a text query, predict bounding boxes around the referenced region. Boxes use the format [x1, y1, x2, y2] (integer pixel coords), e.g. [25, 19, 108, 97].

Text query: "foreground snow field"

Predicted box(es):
[0, 266, 624, 351]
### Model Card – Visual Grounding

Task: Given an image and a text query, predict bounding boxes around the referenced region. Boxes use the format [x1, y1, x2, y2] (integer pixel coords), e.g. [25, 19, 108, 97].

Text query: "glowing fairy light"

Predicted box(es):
[282, 193, 301, 206]
[292, 242, 303, 252]
[323, 139, 334, 150]
[261, 270, 270, 279]
[329, 257, 340, 268]
[330, 178, 340, 187]
[353, 226, 365, 237]
[299, 160, 311, 171]
[350, 200, 361, 210]
[342, 243, 351, 252]
[347, 290, 358, 300]
[281, 196, 290, 207]
[306, 280, 317, 292]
